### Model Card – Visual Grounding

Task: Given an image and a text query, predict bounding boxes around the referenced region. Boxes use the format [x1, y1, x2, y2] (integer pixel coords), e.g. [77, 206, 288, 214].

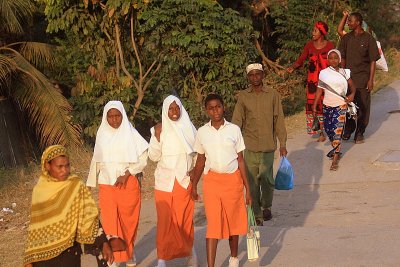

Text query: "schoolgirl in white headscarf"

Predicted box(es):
[87, 100, 148, 266]
[149, 95, 197, 191]
[148, 95, 198, 267]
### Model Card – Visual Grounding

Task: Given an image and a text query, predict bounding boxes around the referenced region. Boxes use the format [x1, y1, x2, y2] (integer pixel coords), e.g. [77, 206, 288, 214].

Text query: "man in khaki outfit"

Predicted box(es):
[232, 63, 287, 226]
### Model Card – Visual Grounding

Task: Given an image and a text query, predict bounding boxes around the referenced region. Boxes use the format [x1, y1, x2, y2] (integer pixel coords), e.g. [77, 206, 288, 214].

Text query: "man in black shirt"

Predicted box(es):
[339, 12, 380, 144]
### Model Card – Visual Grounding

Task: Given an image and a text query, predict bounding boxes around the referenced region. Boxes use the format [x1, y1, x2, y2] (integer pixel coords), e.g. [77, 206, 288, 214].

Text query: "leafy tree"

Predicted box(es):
[225, 0, 349, 115]
[0, 0, 81, 148]
[140, 0, 258, 124]
[41, 0, 162, 139]
[41, 0, 258, 136]
[269, 0, 341, 65]
[363, 0, 400, 48]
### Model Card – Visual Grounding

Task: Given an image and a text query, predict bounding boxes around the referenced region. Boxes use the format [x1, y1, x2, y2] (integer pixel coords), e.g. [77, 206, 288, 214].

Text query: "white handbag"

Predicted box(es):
[347, 102, 358, 118]
[247, 207, 260, 261]
[376, 41, 389, 72]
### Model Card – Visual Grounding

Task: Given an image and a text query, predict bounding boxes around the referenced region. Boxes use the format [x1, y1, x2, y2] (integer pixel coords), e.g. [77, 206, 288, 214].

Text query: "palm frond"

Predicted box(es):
[6, 48, 82, 148]
[0, 0, 36, 34]
[14, 42, 57, 69]
[0, 54, 17, 87]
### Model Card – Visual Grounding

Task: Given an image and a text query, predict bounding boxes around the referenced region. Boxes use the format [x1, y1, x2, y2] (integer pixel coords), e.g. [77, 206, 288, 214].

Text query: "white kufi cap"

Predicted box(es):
[246, 63, 264, 74]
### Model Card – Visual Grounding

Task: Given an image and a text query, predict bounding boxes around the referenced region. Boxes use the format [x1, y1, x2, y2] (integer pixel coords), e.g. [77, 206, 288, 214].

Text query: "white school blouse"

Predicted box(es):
[148, 132, 195, 192]
[194, 120, 245, 174]
[86, 151, 148, 187]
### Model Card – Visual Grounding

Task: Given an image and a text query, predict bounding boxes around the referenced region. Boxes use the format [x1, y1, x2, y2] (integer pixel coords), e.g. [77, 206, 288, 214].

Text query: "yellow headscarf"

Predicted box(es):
[24, 145, 100, 265]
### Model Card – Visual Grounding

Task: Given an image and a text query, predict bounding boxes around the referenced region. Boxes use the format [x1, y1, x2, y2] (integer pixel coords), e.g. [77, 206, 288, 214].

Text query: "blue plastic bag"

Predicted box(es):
[275, 157, 294, 190]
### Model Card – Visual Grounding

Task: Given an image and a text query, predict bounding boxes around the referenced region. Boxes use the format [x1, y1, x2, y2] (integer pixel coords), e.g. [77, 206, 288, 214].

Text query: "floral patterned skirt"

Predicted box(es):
[323, 104, 347, 152]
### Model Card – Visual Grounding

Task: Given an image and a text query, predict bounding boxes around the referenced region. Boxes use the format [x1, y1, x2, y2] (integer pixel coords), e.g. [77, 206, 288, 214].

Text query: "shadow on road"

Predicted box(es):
[257, 140, 324, 266]
[134, 226, 157, 266]
[365, 85, 399, 139]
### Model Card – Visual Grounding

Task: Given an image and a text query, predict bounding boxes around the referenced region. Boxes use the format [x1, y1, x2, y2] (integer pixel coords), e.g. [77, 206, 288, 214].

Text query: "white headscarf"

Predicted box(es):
[92, 101, 148, 163]
[160, 95, 197, 155]
[327, 49, 342, 62]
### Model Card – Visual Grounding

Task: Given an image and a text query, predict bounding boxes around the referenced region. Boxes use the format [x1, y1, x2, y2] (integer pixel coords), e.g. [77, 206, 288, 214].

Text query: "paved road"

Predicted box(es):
[83, 80, 400, 267]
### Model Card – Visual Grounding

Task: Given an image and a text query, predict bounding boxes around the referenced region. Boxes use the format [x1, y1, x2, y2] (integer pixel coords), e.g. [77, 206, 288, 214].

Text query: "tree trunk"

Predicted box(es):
[132, 89, 144, 118]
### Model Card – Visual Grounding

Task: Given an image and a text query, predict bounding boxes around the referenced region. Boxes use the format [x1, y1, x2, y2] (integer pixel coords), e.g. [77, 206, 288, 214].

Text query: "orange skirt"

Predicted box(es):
[203, 170, 247, 239]
[155, 179, 194, 260]
[99, 175, 141, 262]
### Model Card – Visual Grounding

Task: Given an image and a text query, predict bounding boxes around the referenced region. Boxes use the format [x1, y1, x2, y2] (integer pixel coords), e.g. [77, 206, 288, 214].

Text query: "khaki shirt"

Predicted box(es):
[232, 86, 287, 152]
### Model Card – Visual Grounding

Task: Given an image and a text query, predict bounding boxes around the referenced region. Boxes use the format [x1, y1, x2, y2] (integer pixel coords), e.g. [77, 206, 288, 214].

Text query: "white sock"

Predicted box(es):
[108, 262, 120, 267]
[229, 257, 239, 267]
[126, 255, 137, 266]
[157, 259, 167, 267]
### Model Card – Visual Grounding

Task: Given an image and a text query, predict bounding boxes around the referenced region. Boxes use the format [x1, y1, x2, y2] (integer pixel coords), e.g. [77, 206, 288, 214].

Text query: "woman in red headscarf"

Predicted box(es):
[287, 21, 334, 142]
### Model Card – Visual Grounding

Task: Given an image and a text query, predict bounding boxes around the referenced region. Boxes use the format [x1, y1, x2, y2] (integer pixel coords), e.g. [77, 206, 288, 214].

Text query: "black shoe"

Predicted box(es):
[326, 144, 340, 158]
[355, 134, 365, 144]
[256, 218, 264, 226]
[328, 152, 342, 160]
[342, 132, 351, 140]
[263, 209, 272, 221]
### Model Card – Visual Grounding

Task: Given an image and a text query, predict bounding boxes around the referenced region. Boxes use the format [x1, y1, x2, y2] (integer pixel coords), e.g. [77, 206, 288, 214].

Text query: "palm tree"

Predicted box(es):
[0, 0, 81, 148]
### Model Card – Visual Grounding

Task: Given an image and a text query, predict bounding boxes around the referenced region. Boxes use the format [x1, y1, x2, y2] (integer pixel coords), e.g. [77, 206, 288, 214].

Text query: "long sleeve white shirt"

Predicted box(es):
[148, 133, 195, 192]
[86, 151, 148, 187]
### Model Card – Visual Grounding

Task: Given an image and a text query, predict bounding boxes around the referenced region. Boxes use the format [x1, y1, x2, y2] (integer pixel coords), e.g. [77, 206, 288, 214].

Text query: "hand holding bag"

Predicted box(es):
[311, 115, 320, 131]
[275, 156, 294, 190]
[346, 102, 358, 119]
[247, 206, 260, 262]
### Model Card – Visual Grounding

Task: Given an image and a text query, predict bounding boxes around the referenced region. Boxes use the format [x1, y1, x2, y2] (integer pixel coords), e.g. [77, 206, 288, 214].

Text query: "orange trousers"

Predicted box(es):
[99, 176, 141, 262]
[155, 180, 194, 260]
[203, 170, 247, 239]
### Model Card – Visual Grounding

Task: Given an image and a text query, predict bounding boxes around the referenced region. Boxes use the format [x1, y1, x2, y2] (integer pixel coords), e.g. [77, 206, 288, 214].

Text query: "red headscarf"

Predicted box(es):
[315, 21, 328, 36]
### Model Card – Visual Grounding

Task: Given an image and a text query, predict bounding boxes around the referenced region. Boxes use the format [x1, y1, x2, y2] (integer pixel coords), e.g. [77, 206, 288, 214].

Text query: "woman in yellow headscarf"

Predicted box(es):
[23, 145, 114, 267]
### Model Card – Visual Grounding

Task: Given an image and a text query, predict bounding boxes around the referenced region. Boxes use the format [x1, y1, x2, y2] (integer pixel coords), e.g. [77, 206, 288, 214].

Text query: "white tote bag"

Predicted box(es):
[247, 206, 260, 261]
[376, 41, 389, 72]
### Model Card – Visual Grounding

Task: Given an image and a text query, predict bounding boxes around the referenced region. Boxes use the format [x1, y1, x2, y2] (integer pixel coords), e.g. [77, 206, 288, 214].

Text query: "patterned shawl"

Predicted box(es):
[23, 145, 99, 265]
